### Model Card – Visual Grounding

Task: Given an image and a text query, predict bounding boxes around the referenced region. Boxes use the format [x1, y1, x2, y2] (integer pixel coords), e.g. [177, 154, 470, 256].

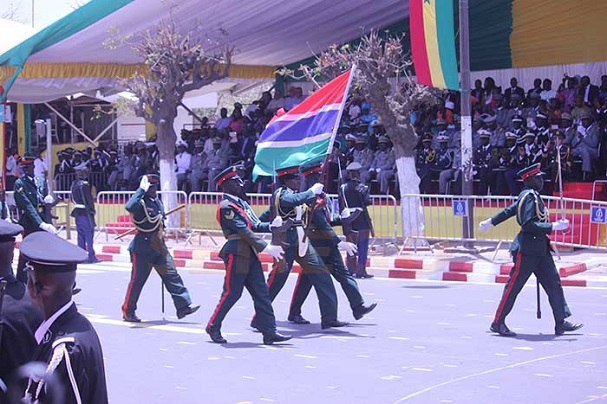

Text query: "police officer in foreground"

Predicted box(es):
[257, 165, 346, 329]
[287, 161, 377, 323]
[479, 163, 583, 337]
[13, 154, 57, 283]
[205, 166, 291, 345]
[18, 232, 108, 404]
[121, 174, 200, 322]
[0, 220, 43, 401]
[70, 162, 101, 264]
[339, 162, 375, 278]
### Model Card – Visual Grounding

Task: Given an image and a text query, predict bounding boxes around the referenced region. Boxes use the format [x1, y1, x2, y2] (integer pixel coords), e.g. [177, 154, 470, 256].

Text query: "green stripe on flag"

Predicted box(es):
[435, 0, 459, 90]
[252, 139, 331, 180]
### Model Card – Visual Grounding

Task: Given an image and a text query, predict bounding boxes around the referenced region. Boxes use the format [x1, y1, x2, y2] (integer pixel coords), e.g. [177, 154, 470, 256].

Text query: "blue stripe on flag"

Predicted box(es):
[259, 109, 341, 143]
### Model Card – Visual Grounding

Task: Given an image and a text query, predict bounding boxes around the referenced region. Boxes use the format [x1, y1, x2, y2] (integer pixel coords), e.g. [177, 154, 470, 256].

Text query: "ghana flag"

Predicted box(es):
[410, 0, 459, 90]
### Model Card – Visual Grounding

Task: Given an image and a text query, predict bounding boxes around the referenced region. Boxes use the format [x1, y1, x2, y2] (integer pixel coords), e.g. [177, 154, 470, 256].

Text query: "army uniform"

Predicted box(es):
[188, 141, 207, 192]
[13, 155, 52, 283]
[0, 221, 43, 401]
[352, 137, 374, 184]
[473, 133, 495, 195]
[370, 137, 396, 194]
[288, 162, 376, 322]
[121, 175, 197, 322]
[261, 166, 340, 327]
[18, 232, 108, 404]
[70, 164, 99, 263]
[482, 164, 582, 337]
[206, 166, 291, 345]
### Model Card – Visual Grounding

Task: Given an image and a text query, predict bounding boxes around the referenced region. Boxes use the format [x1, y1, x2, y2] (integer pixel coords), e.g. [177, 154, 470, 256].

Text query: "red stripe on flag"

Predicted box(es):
[410, 0, 432, 86]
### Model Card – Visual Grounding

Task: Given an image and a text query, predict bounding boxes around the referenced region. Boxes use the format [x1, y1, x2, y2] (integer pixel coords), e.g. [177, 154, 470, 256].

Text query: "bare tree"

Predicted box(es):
[113, 17, 233, 197]
[285, 31, 443, 241]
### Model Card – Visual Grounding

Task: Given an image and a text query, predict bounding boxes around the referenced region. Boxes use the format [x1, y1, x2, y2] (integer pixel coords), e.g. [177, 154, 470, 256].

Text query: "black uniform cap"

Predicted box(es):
[20, 232, 88, 272]
[300, 161, 323, 177]
[0, 220, 23, 242]
[214, 165, 242, 187]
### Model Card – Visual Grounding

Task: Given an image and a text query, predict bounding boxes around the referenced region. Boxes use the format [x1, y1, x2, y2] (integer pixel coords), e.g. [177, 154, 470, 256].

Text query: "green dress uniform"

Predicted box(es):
[288, 194, 369, 319]
[206, 193, 278, 335]
[262, 185, 339, 325]
[121, 188, 193, 320]
[489, 187, 571, 325]
[13, 174, 49, 283]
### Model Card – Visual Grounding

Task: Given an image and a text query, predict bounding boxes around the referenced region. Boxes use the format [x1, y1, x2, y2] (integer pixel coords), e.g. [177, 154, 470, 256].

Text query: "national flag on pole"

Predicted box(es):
[252, 68, 355, 180]
[410, 0, 459, 90]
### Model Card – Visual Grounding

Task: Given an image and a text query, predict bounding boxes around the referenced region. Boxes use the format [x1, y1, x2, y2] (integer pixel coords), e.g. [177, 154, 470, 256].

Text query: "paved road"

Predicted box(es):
[72, 261, 606, 404]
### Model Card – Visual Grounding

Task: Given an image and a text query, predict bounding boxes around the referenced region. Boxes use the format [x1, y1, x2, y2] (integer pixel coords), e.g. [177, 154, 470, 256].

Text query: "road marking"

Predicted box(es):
[412, 368, 433, 372]
[294, 354, 317, 359]
[87, 315, 246, 336]
[392, 345, 607, 403]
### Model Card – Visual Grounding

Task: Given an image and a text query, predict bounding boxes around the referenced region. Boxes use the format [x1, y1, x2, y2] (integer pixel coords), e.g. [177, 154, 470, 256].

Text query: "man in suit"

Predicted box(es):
[287, 161, 377, 324]
[504, 77, 525, 103]
[18, 232, 108, 404]
[121, 174, 199, 322]
[0, 220, 43, 401]
[479, 163, 583, 337]
[13, 154, 57, 283]
[205, 166, 291, 345]
[579, 75, 599, 106]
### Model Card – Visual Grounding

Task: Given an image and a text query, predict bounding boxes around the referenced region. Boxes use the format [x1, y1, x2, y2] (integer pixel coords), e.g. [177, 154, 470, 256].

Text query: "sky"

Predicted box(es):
[0, 0, 89, 30]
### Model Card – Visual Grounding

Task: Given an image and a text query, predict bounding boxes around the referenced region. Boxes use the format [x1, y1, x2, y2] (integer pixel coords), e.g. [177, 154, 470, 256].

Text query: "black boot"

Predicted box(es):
[353, 302, 377, 320]
[205, 325, 227, 343]
[490, 322, 516, 337]
[287, 314, 311, 324]
[263, 332, 292, 345]
[555, 320, 583, 335]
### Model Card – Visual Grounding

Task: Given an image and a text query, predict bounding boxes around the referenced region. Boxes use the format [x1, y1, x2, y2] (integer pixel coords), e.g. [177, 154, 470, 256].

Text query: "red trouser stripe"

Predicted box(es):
[266, 260, 279, 290]
[289, 271, 305, 312]
[122, 252, 138, 317]
[207, 254, 234, 327]
[494, 251, 522, 324]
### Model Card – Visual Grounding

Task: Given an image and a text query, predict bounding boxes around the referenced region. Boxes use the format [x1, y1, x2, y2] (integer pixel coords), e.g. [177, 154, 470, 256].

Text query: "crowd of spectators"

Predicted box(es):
[5, 73, 607, 198]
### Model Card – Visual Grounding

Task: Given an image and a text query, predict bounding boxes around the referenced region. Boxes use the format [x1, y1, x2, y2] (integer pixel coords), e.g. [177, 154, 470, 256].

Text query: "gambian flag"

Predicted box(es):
[252, 68, 355, 180]
[410, 0, 459, 90]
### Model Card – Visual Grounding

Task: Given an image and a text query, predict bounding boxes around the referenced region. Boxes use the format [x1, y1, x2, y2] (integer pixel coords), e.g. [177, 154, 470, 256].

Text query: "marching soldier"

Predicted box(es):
[13, 154, 57, 283]
[205, 166, 291, 345]
[18, 232, 108, 404]
[121, 174, 199, 322]
[339, 162, 375, 278]
[287, 161, 377, 323]
[256, 165, 346, 329]
[0, 220, 43, 401]
[70, 163, 100, 263]
[479, 163, 583, 337]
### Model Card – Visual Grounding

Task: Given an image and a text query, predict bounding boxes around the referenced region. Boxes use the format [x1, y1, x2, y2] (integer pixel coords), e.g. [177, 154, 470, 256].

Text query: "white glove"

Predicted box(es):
[338, 241, 358, 256]
[309, 183, 324, 195]
[479, 218, 493, 232]
[340, 208, 351, 219]
[270, 216, 283, 228]
[4, 216, 11, 223]
[43, 195, 54, 204]
[139, 175, 150, 192]
[376, 168, 381, 173]
[262, 244, 284, 260]
[39, 222, 58, 234]
[552, 219, 569, 231]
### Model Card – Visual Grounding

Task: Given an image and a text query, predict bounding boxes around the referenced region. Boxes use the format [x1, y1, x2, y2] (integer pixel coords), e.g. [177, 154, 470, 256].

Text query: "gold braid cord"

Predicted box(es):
[517, 191, 548, 225]
[131, 200, 163, 233]
[276, 189, 309, 225]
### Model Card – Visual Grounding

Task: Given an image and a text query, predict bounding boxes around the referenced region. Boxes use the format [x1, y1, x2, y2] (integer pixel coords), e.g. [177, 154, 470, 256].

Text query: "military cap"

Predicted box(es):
[354, 136, 366, 144]
[276, 165, 301, 179]
[536, 113, 548, 120]
[300, 161, 323, 177]
[194, 140, 205, 148]
[345, 133, 356, 141]
[511, 114, 523, 123]
[505, 132, 518, 140]
[378, 136, 390, 144]
[109, 150, 118, 155]
[445, 101, 455, 109]
[522, 132, 536, 140]
[482, 114, 496, 124]
[437, 135, 449, 143]
[146, 173, 160, 184]
[561, 112, 573, 121]
[211, 137, 222, 144]
[421, 134, 433, 143]
[478, 129, 491, 138]
[517, 163, 545, 180]
[516, 137, 526, 146]
[0, 220, 23, 242]
[346, 161, 363, 171]
[214, 165, 242, 187]
[73, 150, 83, 156]
[19, 153, 36, 165]
[20, 232, 88, 272]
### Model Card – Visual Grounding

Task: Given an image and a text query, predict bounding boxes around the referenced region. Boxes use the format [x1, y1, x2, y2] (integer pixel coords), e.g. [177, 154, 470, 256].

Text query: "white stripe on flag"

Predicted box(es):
[256, 132, 332, 148]
[268, 103, 343, 126]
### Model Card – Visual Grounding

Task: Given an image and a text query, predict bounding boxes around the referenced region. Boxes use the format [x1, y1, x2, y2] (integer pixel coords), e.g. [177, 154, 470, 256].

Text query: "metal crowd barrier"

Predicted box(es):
[4, 190, 73, 239]
[402, 193, 607, 252]
[54, 171, 110, 192]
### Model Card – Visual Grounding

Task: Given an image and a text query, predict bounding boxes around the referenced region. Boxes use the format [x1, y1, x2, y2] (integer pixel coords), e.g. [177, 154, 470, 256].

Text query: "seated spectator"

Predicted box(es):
[369, 136, 396, 195]
[567, 111, 600, 179]
[175, 141, 192, 191]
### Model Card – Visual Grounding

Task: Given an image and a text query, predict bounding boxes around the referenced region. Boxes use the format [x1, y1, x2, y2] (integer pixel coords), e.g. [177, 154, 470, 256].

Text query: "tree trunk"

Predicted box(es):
[155, 115, 179, 230]
[395, 154, 425, 244]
